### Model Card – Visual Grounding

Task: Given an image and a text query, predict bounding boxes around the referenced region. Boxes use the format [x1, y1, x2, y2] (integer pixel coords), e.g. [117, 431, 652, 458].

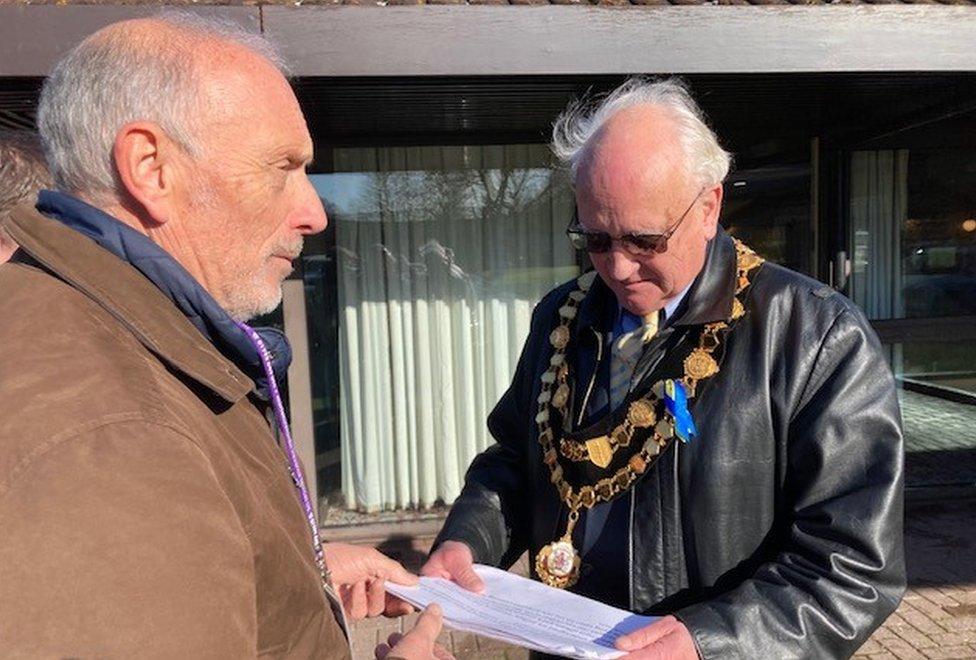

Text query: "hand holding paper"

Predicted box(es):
[374, 604, 455, 660]
[422, 540, 485, 593]
[613, 615, 698, 660]
[386, 564, 657, 660]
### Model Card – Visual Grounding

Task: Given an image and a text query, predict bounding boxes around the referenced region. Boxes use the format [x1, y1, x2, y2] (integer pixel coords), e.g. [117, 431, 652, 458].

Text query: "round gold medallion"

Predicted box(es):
[535, 540, 580, 589]
[552, 384, 570, 409]
[627, 399, 657, 428]
[550, 325, 570, 350]
[684, 349, 720, 381]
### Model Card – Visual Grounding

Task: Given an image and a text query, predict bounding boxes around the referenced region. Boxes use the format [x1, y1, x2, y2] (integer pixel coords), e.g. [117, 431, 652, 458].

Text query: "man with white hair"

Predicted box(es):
[0, 13, 443, 658]
[425, 78, 905, 659]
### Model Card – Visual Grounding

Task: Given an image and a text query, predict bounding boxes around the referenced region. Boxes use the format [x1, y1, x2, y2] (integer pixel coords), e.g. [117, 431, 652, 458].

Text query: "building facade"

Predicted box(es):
[2, 2, 975, 519]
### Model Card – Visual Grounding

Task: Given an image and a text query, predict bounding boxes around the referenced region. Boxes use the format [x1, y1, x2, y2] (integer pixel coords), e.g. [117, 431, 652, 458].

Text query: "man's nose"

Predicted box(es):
[605, 246, 639, 280]
[292, 175, 328, 235]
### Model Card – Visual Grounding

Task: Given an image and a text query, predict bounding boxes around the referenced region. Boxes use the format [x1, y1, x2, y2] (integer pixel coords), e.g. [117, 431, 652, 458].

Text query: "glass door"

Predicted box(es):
[847, 146, 976, 488]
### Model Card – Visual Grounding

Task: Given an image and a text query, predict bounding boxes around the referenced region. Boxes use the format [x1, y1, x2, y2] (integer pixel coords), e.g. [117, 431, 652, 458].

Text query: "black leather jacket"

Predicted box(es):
[435, 229, 906, 659]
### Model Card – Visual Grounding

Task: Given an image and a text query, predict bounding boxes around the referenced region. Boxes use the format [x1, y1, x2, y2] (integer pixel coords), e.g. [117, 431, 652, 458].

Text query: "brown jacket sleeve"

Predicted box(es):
[0, 419, 258, 658]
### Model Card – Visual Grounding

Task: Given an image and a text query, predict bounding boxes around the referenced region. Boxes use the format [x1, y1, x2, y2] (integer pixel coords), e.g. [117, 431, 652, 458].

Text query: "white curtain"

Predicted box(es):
[850, 150, 908, 320]
[328, 145, 577, 512]
[850, 149, 909, 376]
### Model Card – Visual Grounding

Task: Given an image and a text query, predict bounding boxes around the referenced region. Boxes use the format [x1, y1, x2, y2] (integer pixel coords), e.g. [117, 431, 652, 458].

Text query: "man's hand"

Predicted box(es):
[375, 604, 454, 660]
[615, 616, 699, 660]
[323, 542, 417, 620]
[421, 541, 484, 593]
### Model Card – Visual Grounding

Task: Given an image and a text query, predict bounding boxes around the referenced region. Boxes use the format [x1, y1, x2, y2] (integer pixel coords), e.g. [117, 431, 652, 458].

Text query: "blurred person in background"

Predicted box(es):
[0, 130, 52, 263]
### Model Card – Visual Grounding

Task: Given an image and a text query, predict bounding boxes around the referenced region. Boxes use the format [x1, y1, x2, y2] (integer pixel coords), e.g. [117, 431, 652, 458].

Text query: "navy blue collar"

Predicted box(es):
[35, 190, 291, 397]
[612, 281, 693, 338]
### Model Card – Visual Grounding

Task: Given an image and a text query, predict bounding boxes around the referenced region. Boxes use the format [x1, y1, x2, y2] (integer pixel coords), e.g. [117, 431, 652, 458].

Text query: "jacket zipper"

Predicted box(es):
[628, 486, 636, 610]
[577, 328, 604, 426]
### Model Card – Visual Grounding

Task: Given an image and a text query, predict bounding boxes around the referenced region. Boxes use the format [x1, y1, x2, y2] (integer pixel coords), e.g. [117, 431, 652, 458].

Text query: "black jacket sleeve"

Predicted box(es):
[675, 306, 906, 660]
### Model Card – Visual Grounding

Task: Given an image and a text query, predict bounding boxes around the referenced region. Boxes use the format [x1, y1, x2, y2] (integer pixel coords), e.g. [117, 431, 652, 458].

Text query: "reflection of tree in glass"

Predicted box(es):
[356, 167, 553, 224]
[344, 167, 560, 294]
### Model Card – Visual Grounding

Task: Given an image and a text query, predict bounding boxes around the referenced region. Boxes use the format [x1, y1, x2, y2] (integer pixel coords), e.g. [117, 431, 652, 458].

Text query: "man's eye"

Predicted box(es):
[276, 159, 303, 172]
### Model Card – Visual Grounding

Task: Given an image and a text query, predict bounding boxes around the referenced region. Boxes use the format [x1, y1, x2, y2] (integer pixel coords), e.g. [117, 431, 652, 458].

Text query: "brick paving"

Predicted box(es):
[851, 497, 976, 660]
[348, 496, 976, 659]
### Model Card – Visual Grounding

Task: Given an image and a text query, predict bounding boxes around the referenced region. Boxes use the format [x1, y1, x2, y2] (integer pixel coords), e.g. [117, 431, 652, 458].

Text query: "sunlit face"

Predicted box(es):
[164, 49, 327, 321]
[574, 105, 720, 316]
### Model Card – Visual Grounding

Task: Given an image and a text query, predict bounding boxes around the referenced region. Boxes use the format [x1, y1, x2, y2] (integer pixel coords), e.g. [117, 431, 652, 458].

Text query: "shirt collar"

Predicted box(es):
[34, 190, 290, 397]
[613, 281, 693, 337]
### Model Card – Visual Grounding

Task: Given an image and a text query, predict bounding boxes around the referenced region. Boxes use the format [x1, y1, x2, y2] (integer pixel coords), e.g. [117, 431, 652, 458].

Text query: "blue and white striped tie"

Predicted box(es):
[609, 312, 660, 410]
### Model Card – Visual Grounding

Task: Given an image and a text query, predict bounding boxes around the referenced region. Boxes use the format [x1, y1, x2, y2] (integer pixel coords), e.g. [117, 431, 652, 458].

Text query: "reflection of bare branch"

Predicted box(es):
[338, 165, 559, 294]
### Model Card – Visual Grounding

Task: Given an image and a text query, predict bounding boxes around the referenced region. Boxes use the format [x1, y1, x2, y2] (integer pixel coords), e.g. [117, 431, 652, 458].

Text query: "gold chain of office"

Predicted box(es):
[533, 239, 764, 589]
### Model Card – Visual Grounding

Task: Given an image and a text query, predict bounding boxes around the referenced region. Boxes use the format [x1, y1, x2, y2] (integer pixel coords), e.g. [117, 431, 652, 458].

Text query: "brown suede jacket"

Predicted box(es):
[0, 207, 350, 659]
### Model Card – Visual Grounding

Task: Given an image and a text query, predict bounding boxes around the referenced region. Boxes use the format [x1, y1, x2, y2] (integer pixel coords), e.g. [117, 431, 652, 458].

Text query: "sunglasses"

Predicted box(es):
[566, 188, 704, 256]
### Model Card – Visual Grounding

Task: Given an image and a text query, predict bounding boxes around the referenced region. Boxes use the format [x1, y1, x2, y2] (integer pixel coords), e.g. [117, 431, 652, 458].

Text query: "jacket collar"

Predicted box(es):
[670, 226, 737, 327]
[575, 225, 738, 332]
[577, 276, 617, 336]
[7, 191, 287, 403]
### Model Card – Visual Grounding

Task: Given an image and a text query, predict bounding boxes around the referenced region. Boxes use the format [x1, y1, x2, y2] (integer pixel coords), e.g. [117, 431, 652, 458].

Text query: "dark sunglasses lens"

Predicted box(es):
[568, 231, 613, 253]
[584, 233, 613, 253]
[626, 235, 667, 254]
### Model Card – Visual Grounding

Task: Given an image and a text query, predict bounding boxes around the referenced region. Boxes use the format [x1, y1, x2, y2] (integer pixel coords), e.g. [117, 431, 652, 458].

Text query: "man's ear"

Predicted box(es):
[112, 122, 180, 227]
[700, 183, 724, 240]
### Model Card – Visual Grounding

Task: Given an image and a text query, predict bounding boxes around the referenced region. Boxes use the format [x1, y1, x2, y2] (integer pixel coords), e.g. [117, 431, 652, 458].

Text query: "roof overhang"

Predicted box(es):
[0, 6, 259, 77]
[267, 5, 976, 76]
[1, 4, 976, 77]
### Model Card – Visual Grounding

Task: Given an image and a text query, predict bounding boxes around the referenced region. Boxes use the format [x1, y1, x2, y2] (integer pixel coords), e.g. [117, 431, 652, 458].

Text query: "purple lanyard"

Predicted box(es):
[234, 321, 327, 586]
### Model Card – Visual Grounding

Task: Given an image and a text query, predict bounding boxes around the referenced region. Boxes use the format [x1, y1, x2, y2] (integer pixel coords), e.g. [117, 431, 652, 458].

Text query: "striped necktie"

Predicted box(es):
[609, 311, 660, 410]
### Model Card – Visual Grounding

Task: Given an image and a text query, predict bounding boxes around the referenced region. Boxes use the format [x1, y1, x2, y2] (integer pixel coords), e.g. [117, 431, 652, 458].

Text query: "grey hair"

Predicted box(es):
[37, 10, 287, 201]
[0, 131, 52, 219]
[551, 77, 731, 188]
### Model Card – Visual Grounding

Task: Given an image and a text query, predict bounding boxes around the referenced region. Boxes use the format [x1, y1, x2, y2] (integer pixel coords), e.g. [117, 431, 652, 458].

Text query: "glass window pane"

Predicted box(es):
[850, 148, 976, 320]
[306, 145, 577, 512]
[723, 154, 814, 277]
[851, 148, 976, 489]
[889, 341, 976, 487]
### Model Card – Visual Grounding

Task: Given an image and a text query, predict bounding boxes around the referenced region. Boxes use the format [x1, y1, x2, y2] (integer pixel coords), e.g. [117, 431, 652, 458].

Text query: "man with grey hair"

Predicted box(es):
[0, 130, 52, 263]
[426, 78, 904, 659]
[0, 13, 444, 659]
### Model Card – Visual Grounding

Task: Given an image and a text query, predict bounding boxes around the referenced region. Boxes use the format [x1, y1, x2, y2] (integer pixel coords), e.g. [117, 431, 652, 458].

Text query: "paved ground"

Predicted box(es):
[901, 390, 976, 455]
[853, 497, 976, 660]
[348, 497, 976, 660]
[901, 390, 976, 488]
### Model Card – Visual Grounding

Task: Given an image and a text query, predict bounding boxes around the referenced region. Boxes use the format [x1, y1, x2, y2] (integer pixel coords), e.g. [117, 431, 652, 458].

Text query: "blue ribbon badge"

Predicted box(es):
[664, 379, 698, 443]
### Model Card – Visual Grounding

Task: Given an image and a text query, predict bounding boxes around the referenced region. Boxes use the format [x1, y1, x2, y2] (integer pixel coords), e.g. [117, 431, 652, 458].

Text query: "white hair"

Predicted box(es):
[551, 77, 732, 188]
[37, 10, 287, 201]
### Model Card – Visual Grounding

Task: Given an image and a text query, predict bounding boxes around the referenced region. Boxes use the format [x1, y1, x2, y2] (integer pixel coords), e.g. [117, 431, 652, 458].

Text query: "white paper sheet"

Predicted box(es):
[386, 565, 656, 659]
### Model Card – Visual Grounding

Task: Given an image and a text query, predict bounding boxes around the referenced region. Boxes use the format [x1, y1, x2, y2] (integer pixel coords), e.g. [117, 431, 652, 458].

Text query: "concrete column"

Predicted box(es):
[282, 278, 319, 517]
